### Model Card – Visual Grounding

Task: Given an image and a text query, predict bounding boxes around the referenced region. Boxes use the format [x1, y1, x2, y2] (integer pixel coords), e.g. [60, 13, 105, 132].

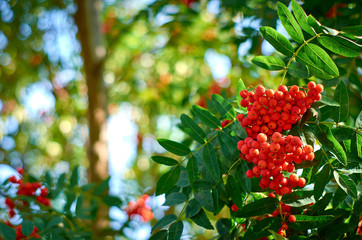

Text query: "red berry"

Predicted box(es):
[16, 167, 24, 175]
[231, 204, 239, 212]
[288, 215, 296, 223]
[307, 81, 316, 89]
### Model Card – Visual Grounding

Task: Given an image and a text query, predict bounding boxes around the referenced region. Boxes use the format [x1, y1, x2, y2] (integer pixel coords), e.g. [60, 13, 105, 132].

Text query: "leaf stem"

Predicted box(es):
[279, 32, 323, 86]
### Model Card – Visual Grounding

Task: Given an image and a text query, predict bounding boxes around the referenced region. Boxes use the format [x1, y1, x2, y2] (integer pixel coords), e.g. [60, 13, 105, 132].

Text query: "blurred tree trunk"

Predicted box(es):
[74, 0, 109, 236]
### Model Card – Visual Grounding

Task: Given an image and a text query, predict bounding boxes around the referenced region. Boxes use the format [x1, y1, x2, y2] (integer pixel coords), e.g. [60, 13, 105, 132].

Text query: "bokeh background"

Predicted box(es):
[0, 0, 361, 239]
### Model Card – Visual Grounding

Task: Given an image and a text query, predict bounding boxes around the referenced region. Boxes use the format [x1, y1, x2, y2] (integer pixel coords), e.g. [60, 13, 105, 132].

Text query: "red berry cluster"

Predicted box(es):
[238, 83, 323, 139]
[5, 168, 51, 219]
[125, 194, 154, 223]
[0, 222, 40, 240]
[237, 132, 312, 195]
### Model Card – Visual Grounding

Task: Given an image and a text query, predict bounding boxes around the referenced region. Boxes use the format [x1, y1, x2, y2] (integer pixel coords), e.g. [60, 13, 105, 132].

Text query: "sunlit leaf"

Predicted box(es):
[277, 2, 304, 43]
[260, 26, 294, 56]
[287, 61, 311, 78]
[296, 51, 334, 79]
[304, 44, 339, 77]
[252, 56, 285, 71]
[318, 36, 360, 58]
[291, 0, 315, 36]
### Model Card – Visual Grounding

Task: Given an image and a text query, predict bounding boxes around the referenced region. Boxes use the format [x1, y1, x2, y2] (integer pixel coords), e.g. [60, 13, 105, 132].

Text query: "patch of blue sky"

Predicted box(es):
[205, 49, 232, 79]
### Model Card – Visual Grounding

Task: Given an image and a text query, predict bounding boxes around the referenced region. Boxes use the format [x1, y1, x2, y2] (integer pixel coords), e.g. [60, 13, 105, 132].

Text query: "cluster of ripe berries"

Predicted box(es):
[5, 168, 51, 218]
[237, 83, 324, 139]
[124, 194, 154, 223]
[237, 132, 312, 195]
[1, 222, 40, 240]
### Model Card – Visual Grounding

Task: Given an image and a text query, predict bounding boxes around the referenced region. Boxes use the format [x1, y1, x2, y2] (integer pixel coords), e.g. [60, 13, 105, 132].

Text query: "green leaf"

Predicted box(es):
[70, 166, 79, 186]
[315, 124, 347, 166]
[269, 230, 286, 240]
[296, 51, 334, 79]
[216, 218, 232, 238]
[356, 111, 362, 130]
[314, 164, 332, 200]
[312, 192, 333, 214]
[332, 187, 347, 208]
[237, 161, 251, 193]
[282, 190, 315, 207]
[291, 0, 315, 36]
[341, 25, 362, 36]
[94, 177, 110, 196]
[236, 79, 247, 109]
[290, 215, 335, 231]
[164, 192, 187, 206]
[151, 156, 179, 166]
[203, 143, 220, 181]
[152, 215, 177, 231]
[333, 35, 362, 51]
[251, 56, 285, 71]
[277, 2, 304, 43]
[0, 223, 16, 240]
[318, 96, 340, 107]
[156, 165, 181, 195]
[304, 44, 339, 77]
[185, 198, 202, 218]
[243, 217, 282, 240]
[211, 94, 235, 118]
[332, 80, 349, 123]
[21, 220, 34, 237]
[318, 36, 360, 58]
[33, 217, 45, 231]
[307, 15, 325, 33]
[180, 114, 207, 144]
[287, 61, 311, 78]
[157, 139, 191, 156]
[259, 26, 294, 56]
[187, 156, 199, 188]
[47, 216, 62, 228]
[226, 175, 244, 209]
[150, 230, 168, 240]
[235, 197, 278, 218]
[192, 105, 221, 129]
[168, 221, 183, 240]
[195, 189, 214, 212]
[102, 195, 122, 206]
[333, 170, 357, 199]
[190, 209, 214, 230]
